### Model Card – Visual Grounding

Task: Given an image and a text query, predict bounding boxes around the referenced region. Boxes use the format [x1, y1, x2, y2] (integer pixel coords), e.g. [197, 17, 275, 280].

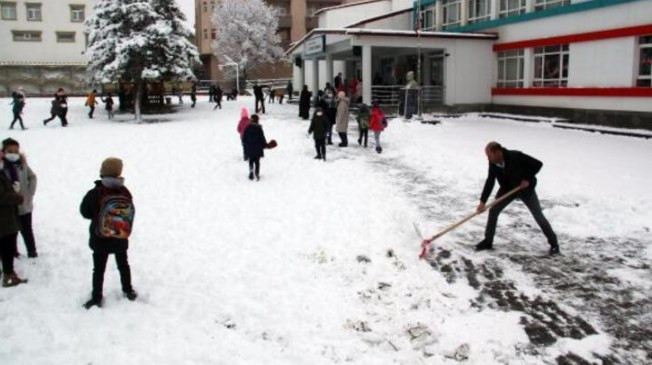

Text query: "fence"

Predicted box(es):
[371, 85, 445, 114]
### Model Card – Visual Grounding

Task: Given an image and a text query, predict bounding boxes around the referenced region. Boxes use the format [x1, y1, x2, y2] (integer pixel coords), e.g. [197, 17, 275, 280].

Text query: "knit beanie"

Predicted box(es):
[100, 157, 123, 178]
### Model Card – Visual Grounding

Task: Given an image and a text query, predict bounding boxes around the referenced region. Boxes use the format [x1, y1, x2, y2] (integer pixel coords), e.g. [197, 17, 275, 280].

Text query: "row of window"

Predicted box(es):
[419, 0, 570, 30]
[10, 30, 82, 43]
[0, 2, 85, 22]
[496, 36, 652, 88]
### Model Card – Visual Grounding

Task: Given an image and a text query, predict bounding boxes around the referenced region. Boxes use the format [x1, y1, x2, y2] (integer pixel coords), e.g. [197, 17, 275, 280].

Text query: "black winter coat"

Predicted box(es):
[80, 181, 133, 253]
[299, 90, 311, 119]
[309, 113, 329, 140]
[480, 148, 543, 203]
[0, 172, 21, 238]
[242, 124, 267, 159]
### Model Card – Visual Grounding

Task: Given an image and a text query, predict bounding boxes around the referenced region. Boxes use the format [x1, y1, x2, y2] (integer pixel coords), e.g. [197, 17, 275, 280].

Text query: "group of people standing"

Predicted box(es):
[85, 89, 115, 120]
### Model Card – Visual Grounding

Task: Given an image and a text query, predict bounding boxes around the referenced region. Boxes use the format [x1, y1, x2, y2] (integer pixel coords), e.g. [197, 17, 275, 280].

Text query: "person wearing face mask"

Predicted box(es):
[0, 148, 26, 287]
[2, 138, 38, 258]
[308, 107, 328, 161]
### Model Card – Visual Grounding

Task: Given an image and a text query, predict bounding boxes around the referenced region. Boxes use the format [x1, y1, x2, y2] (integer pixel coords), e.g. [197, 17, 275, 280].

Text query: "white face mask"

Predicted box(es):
[5, 153, 20, 162]
[317, 112, 323, 116]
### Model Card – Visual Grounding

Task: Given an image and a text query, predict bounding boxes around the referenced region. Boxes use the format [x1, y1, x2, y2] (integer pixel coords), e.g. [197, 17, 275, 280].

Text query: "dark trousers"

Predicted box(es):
[327, 123, 334, 144]
[278, 95, 284, 104]
[88, 106, 95, 118]
[255, 97, 265, 114]
[248, 157, 261, 177]
[338, 132, 348, 147]
[18, 213, 37, 256]
[58, 109, 68, 126]
[484, 190, 558, 246]
[44, 113, 56, 124]
[11, 112, 24, 129]
[358, 128, 368, 147]
[92, 250, 133, 300]
[1, 233, 18, 274]
[213, 99, 222, 110]
[314, 138, 326, 159]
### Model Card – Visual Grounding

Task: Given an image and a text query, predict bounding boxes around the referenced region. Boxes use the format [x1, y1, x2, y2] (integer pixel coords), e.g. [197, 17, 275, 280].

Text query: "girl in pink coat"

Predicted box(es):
[369, 100, 386, 153]
[237, 108, 250, 160]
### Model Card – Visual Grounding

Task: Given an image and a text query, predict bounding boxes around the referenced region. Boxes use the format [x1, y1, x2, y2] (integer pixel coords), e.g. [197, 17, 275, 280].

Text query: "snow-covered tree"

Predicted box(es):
[85, 0, 200, 121]
[211, 0, 285, 82]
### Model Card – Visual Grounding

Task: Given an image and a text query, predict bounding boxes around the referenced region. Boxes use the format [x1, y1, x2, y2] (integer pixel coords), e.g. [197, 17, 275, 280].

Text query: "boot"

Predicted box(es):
[549, 244, 560, 256]
[84, 297, 103, 309]
[475, 239, 493, 251]
[3, 272, 27, 288]
[124, 289, 138, 301]
[375, 146, 382, 154]
[248, 171, 254, 180]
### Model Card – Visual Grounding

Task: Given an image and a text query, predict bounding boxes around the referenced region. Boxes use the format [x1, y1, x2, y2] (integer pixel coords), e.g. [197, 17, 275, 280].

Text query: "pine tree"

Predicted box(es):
[85, 0, 200, 121]
[212, 0, 285, 83]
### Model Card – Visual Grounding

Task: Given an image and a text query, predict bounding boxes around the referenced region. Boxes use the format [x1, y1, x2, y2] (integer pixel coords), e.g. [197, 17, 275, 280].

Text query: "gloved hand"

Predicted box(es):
[12, 181, 20, 193]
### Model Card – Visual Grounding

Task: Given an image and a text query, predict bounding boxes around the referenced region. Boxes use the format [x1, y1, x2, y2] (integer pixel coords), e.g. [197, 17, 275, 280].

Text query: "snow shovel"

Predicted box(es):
[418, 185, 524, 259]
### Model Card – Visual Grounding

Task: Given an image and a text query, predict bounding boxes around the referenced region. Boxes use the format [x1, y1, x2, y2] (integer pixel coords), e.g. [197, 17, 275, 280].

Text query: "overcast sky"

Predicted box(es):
[177, 0, 196, 30]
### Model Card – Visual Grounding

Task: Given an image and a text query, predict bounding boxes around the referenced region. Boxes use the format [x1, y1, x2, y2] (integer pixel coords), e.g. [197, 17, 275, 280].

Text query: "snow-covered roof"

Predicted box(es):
[0, 61, 88, 66]
[285, 28, 499, 55]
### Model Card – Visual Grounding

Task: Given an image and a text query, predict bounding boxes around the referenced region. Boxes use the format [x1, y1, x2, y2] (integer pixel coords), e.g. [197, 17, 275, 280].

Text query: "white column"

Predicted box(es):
[311, 58, 319, 102]
[460, 0, 468, 26]
[325, 54, 334, 88]
[297, 58, 305, 90]
[522, 48, 533, 88]
[436, 2, 444, 30]
[490, 0, 499, 20]
[362, 45, 372, 104]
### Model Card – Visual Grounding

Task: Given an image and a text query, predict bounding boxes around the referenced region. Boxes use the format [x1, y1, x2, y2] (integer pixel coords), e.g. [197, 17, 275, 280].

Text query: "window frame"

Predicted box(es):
[441, 0, 462, 29]
[534, 0, 570, 12]
[12, 30, 42, 42]
[419, 5, 436, 31]
[498, 0, 526, 18]
[637, 35, 652, 87]
[70, 4, 85, 23]
[533, 44, 569, 88]
[56, 31, 76, 43]
[1, 2, 17, 20]
[467, 0, 490, 24]
[25, 2, 41, 21]
[496, 49, 525, 88]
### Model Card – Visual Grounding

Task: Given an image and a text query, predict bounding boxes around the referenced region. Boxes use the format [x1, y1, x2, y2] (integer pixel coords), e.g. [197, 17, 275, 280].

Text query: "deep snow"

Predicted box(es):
[0, 95, 650, 364]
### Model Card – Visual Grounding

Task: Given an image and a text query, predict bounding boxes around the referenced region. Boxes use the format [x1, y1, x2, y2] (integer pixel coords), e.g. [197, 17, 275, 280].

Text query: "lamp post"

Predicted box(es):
[218, 62, 239, 94]
[417, 0, 423, 119]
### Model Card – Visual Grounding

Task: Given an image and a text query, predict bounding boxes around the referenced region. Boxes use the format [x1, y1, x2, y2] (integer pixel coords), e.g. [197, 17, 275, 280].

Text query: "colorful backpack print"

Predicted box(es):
[96, 187, 135, 239]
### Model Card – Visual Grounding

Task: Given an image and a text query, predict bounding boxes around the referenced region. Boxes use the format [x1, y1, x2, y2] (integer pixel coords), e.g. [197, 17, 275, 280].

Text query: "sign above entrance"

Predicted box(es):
[304, 35, 325, 57]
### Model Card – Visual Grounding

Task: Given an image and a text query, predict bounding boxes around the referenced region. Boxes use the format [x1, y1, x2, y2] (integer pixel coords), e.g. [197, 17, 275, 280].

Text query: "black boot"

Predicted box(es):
[124, 289, 138, 301]
[248, 171, 254, 180]
[84, 297, 103, 309]
[475, 239, 493, 251]
[549, 244, 560, 256]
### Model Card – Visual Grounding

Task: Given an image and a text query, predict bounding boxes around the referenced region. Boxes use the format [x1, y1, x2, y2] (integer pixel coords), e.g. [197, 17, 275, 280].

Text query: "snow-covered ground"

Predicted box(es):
[0, 96, 650, 364]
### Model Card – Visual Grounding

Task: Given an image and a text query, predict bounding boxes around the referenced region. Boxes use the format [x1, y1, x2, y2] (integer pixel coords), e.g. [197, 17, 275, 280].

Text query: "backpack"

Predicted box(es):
[95, 186, 135, 239]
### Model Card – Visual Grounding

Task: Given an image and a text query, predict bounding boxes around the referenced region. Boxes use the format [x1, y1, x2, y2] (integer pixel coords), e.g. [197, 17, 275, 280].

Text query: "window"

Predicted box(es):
[211, 28, 216, 40]
[497, 50, 524, 88]
[499, 0, 526, 18]
[534, 0, 570, 11]
[26, 3, 41, 21]
[12, 30, 41, 42]
[467, 0, 490, 24]
[533, 45, 569, 87]
[203, 1, 207, 12]
[1, 2, 17, 20]
[70, 5, 85, 22]
[203, 29, 207, 40]
[442, 0, 461, 29]
[56, 31, 75, 43]
[419, 5, 436, 31]
[638, 35, 652, 87]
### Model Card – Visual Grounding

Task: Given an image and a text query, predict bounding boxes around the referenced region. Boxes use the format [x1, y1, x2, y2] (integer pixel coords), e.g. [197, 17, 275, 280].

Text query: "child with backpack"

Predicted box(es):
[102, 94, 115, 119]
[80, 157, 136, 309]
[369, 100, 387, 153]
[357, 103, 370, 148]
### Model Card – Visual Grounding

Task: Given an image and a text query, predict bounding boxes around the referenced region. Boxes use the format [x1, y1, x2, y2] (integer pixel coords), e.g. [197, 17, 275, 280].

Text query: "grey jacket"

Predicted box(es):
[335, 96, 350, 133]
[3, 155, 37, 215]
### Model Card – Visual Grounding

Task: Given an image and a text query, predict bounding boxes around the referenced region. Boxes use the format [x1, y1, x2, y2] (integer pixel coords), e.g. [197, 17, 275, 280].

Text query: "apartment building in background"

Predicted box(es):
[195, 0, 354, 82]
[0, 0, 94, 96]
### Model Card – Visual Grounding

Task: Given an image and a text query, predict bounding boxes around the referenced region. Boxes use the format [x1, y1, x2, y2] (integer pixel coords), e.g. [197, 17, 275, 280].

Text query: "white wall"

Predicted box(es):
[390, 0, 415, 11]
[493, 95, 652, 112]
[445, 40, 494, 105]
[0, 0, 93, 64]
[359, 12, 412, 30]
[319, 0, 392, 28]
[568, 37, 638, 87]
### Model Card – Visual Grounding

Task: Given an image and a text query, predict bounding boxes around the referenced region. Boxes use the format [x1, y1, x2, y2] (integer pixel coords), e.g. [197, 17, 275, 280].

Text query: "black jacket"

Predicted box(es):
[80, 181, 133, 253]
[299, 90, 311, 119]
[242, 124, 267, 159]
[0, 172, 21, 238]
[308, 113, 329, 140]
[480, 148, 543, 203]
[253, 85, 264, 99]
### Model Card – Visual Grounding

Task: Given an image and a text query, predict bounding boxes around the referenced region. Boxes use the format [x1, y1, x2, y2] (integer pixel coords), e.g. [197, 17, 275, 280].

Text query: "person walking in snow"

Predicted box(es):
[86, 90, 99, 119]
[237, 108, 250, 161]
[55, 88, 69, 127]
[357, 103, 370, 148]
[335, 91, 350, 147]
[190, 83, 197, 108]
[299, 85, 311, 120]
[253, 83, 266, 114]
[213, 84, 223, 110]
[80, 157, 137, 309]
[308, 107, 329, 161]
[9, 90, 26, 130]
[369, 100, 386, 153]
[2, 138, 38, 258]
[475, 142, 560, 256]
[323, 84, 337, 145]
[286, 80, 294, 101]
[102, 93, 115, 119]
[43, 94, 60, 125]
[0, 148, 27, 288]
[242, 114, 268, 181]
